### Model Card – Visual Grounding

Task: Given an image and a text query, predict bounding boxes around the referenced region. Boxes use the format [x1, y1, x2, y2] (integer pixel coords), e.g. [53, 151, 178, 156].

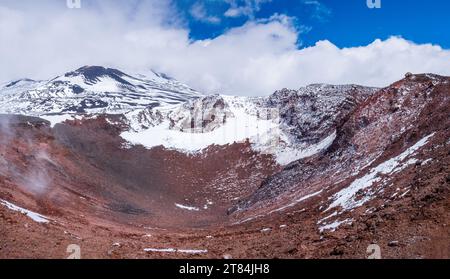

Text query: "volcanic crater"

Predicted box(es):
[1, 73, 449, 259]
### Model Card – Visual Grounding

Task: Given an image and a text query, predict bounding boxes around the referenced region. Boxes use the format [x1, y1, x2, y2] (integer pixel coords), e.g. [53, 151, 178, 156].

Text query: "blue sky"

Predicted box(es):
[176, 0, 450, 48]
[1, 0, 450, 95]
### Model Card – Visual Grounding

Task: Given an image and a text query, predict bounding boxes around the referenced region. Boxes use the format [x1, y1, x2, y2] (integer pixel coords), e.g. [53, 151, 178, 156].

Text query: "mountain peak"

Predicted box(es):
[3, 78, 36, 89]
[150, 70, 174, 81]
[0, 66, 202, 115]
[64, 66, 130, 84]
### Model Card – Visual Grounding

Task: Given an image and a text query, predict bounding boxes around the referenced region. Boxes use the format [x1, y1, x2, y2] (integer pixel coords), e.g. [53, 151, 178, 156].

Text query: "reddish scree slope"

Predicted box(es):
[0, 74, 449, 259]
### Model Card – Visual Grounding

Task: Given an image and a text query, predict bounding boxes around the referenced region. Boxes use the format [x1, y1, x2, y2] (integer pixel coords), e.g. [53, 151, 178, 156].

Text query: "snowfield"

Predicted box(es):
[121, 95, 338, 165]
[326, 133, 436, 212]
[121, 97, 279, 153]
[0, 199, 50, 223]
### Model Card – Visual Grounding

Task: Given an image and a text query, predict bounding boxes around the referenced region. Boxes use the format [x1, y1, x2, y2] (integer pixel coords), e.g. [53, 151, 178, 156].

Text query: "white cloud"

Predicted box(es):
[302, 0, 331, 21]
[0, 0, 450, 96]
[224, 0, 272, 18]
[190, 1, 221, 24]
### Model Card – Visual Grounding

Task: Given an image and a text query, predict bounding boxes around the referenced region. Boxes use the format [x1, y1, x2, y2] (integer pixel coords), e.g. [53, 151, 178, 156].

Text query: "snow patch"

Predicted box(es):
[0, 199, 49, 223]
[318, 211, 338, 224]
[40, 114, 76, 128]
[319, 218, 353, 233]
[399, 189, 411, 198]
[326, 133, 435, 212]
[144, 248, 207, 254]
[273, 131, 336, 165]
[175, 203, 200, 211]
[144, 248, 176, 253]
[272, 189, 323, 213]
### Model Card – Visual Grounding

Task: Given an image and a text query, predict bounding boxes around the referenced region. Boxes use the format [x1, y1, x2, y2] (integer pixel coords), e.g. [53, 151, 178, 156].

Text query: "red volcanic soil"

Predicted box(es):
[0, 115, 283, 258]
[0, 74, 449, 259]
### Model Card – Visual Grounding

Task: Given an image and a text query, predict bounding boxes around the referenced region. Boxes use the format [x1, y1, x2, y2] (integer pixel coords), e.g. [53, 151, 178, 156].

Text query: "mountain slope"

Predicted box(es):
[120, 85, 377, 165]
[230, 74, 450, 234]
[0, 66, 202, 116]
[0, 70, 448, 259]
[0, 66, 377, 166]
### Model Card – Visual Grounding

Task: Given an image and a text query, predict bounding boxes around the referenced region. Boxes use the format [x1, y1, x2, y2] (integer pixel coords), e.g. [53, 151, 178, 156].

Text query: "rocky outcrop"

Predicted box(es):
[168, 95, 234, 133]
[266, 84, 377, 144]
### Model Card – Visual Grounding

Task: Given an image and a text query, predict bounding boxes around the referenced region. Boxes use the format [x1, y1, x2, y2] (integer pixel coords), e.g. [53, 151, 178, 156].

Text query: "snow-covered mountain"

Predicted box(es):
[0, 66, 377, 165]
[121, 84, 377, 165]
[0, 66, 202, 116]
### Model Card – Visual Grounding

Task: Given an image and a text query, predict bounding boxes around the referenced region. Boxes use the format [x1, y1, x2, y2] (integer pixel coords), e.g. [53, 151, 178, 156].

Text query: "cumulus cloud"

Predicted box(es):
[224, 0, 272, 19]
[190, 1, 221, 24]
[1, 0, 450, 96]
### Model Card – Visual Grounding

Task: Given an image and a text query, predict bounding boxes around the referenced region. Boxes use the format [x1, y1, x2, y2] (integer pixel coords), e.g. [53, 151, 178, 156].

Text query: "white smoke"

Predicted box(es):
[0, 116, 54, 195]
